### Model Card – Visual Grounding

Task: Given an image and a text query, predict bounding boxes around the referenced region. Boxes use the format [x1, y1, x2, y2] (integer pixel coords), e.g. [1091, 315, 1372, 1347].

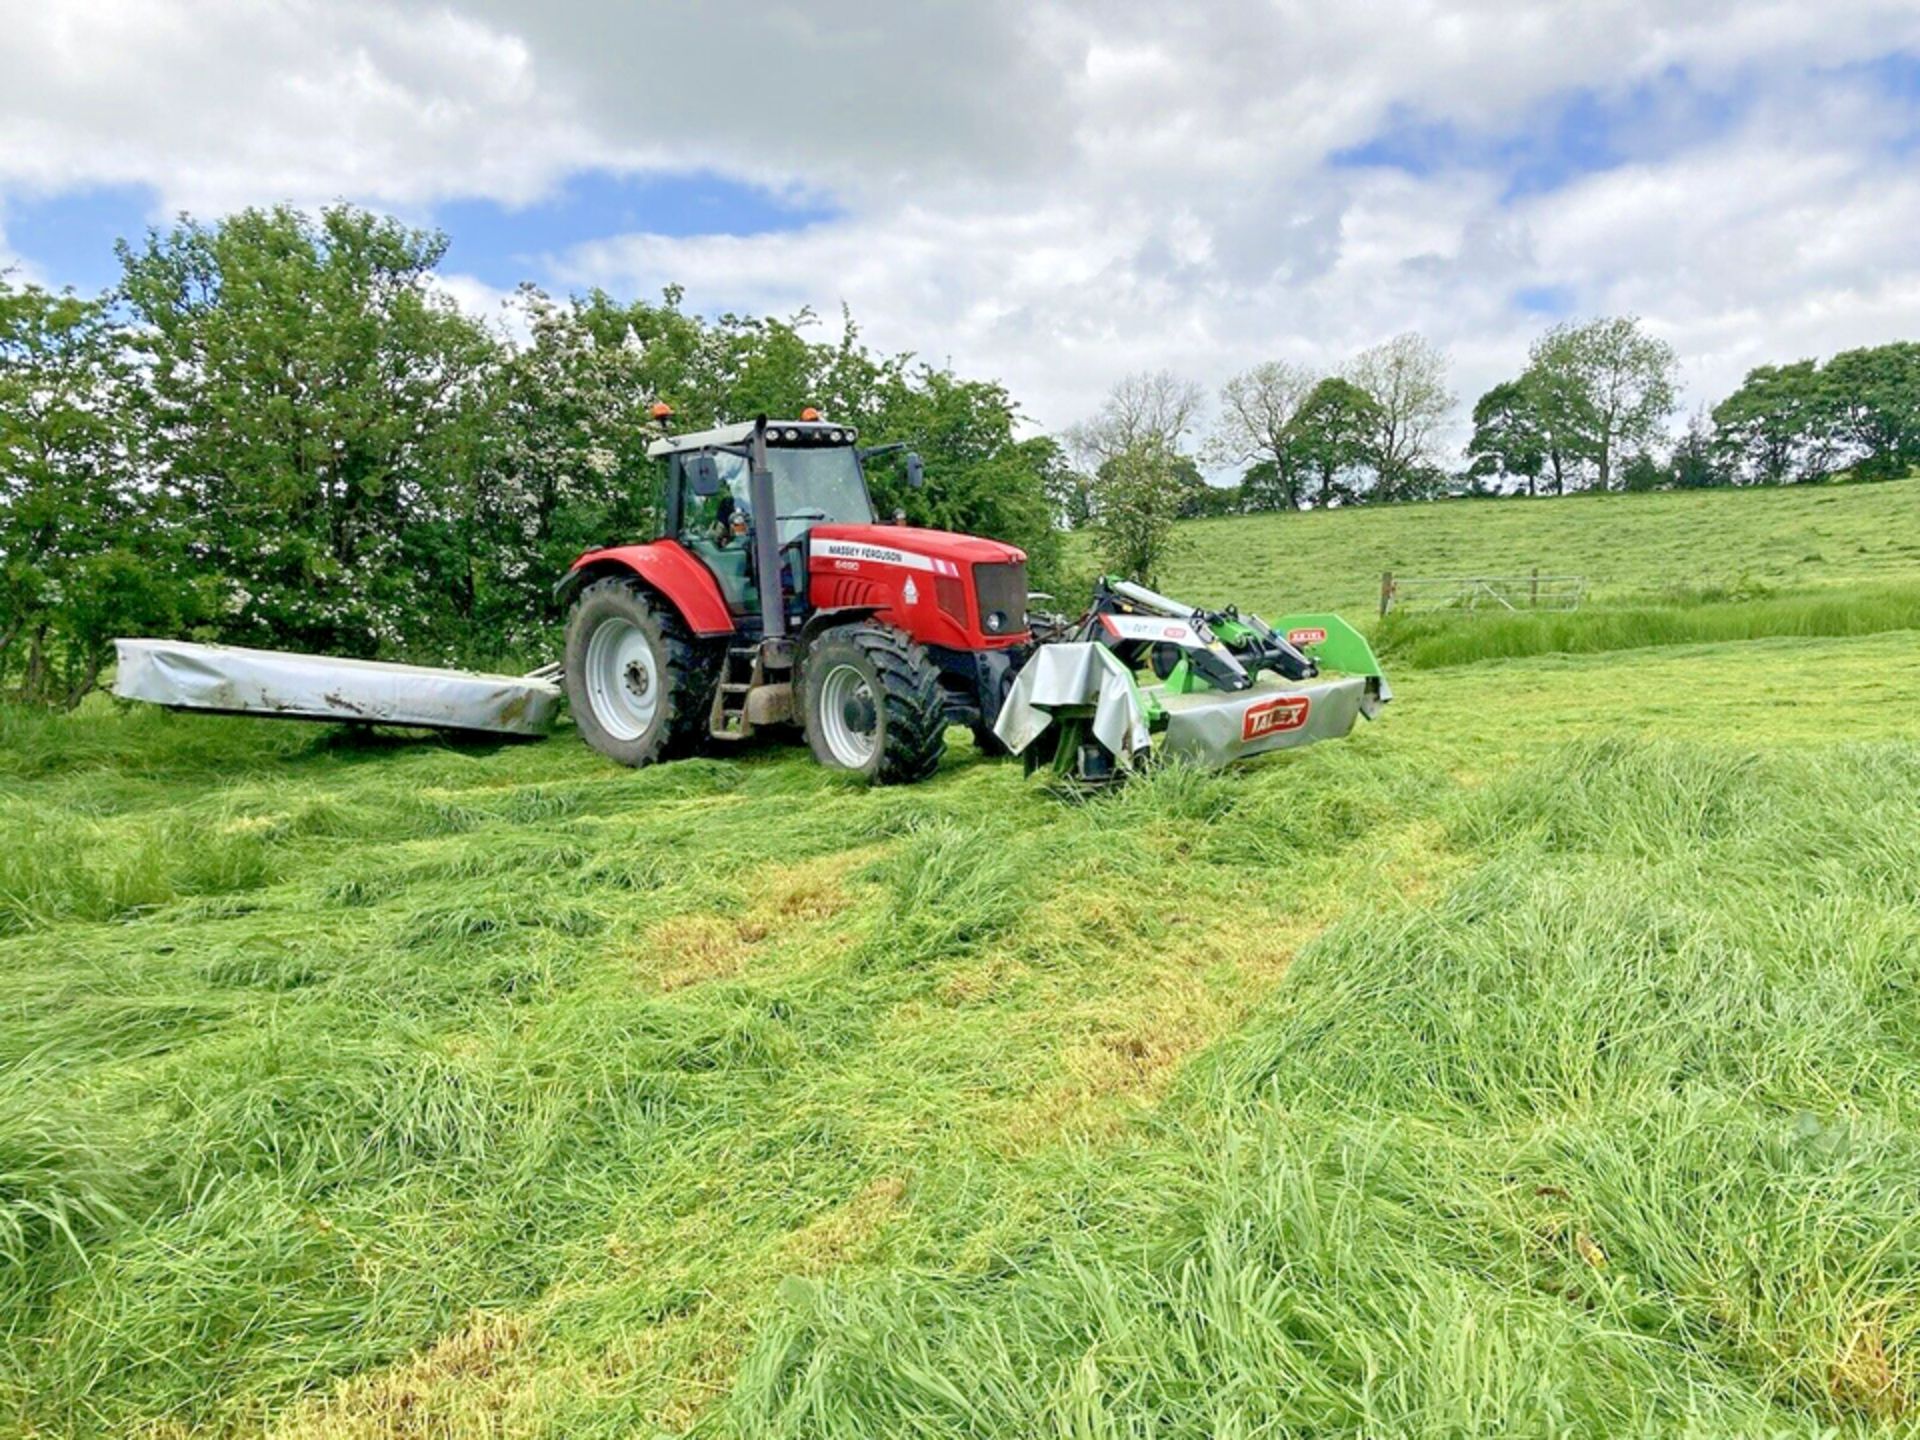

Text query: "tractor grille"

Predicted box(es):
[972, 560, 1027, 637]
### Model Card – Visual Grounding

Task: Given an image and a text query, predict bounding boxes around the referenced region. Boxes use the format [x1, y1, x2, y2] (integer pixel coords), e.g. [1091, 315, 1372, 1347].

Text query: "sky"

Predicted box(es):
[4, 0, 1920, 455]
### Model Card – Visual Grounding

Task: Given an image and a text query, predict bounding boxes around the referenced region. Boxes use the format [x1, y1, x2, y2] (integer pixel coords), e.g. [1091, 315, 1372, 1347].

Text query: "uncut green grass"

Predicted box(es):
[4, 622, 1920, 1434]
[1375, 578, 1920, 669]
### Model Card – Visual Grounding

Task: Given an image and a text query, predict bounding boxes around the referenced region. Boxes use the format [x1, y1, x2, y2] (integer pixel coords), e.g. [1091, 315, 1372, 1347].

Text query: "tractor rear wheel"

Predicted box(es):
[564, 577, 719, 767]
[802, 624, 946, 784]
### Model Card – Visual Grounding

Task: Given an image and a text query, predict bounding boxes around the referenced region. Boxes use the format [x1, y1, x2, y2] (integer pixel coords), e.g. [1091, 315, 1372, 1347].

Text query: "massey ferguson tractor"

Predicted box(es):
[553, 412, 1391, 785]
[555, 411, 1023, 783]
[114, 409, 1387, 785]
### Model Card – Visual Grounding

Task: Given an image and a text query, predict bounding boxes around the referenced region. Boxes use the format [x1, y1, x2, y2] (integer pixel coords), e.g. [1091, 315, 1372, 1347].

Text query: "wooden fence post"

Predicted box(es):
[1380, 571, 1395, 617]
[1530, 567, 1539, 608]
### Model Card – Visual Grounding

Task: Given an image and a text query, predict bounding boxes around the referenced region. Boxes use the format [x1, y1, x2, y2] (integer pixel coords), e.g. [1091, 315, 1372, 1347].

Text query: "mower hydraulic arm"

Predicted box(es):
[1084, 576, 1318, 690]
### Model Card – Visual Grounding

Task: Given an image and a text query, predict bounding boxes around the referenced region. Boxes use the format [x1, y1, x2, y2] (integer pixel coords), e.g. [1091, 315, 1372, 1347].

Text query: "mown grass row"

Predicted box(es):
[1374, 579, 1920, 670]
[732, 739, 1920, 1437]
[5, 643, 1919, 1436]
[0, 703, 1446, 1436]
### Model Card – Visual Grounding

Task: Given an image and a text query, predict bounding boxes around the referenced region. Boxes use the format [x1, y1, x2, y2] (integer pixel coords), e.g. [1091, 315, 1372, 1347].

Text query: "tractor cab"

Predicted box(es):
[558, 412, 1028, 783]
[654, 417, 878, 620]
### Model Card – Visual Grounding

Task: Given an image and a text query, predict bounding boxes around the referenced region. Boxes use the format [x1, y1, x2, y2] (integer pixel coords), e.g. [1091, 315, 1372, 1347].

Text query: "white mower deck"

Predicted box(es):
[1156, 672, 1381, 764]
[113, 640, 562, 738]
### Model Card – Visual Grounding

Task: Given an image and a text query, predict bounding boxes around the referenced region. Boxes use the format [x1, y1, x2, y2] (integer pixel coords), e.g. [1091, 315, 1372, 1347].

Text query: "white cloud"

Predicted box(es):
[0, 0, 612, 214]
[5, 0, 1920, 458]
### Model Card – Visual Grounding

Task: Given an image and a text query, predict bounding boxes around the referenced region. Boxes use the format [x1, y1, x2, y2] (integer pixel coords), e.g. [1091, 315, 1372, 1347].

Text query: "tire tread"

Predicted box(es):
[564, 576, 722, 766]
[806, 623, 946, 784]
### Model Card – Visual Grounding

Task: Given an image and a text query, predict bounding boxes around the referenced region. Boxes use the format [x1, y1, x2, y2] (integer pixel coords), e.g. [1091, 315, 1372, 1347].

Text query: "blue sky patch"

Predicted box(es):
[1512, 284, 1575, 317]
[1332, 69, 1741, 200]
[2, 182, 158, 294]
[3, 168, 838, 296]
[431, 169, 838, 289]
[1837, 51, 1920, 151]
[1855, 50, 1920, 101]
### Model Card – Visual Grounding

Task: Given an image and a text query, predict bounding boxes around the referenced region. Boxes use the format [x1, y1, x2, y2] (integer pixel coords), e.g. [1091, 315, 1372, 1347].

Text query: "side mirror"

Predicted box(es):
[687, 454, 721, 497]
[905, 452, 925, 490]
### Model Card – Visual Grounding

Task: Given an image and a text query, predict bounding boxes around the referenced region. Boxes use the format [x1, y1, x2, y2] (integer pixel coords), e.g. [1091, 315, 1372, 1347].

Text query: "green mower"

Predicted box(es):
[994, 576, 1391, 786]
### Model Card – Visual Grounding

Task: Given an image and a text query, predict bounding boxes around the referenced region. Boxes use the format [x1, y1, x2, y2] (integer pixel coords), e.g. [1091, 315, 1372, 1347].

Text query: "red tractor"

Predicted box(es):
[555, 413, 1028, 783]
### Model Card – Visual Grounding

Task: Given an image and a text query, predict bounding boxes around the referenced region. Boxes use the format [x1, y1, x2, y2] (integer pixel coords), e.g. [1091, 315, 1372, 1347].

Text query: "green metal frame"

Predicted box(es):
[1157, 611, 1385, 698]
[1270, 612, 1387, 680]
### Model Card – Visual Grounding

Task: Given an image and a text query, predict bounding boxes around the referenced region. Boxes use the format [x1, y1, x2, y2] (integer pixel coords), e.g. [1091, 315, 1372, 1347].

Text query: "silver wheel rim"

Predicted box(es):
[817, 662, 879, 768]
[583, 617, 660, 742]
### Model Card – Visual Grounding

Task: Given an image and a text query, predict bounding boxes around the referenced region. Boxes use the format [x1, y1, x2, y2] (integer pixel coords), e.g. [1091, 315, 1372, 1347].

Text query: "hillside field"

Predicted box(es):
[5, 485, 1920, 1437]
[1159, 474, 1920, 618]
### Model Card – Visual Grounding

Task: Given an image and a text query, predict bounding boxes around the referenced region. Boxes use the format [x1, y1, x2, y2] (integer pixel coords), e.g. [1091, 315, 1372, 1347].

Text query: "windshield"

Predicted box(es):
[684, 444, 874, 551]
[765, 446, 873, 539]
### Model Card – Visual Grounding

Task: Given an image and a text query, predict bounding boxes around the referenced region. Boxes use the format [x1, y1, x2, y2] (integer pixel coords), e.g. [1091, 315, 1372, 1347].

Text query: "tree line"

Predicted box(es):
[1055, 317, 1920, 584]
[0, 205, 1067, 706]
[7, 200, 1917, 704]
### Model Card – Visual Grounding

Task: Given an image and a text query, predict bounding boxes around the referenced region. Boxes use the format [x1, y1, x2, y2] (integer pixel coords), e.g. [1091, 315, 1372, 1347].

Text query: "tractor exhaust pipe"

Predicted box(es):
[749, 415, 786, 642]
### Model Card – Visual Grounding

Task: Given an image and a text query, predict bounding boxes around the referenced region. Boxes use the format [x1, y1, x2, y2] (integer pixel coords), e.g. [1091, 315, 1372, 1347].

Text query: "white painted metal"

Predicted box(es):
[815, 662, 879, 768]
[112, 640, 561, 736]
[582, 617, 660, 741]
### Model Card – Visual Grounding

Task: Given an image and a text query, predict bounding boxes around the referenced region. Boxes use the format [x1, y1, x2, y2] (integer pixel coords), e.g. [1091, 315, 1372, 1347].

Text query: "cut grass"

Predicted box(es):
[1155, 473, 1920, 618]
[736, 740, 1920, 1436]
[2, 615, 1919, 1434]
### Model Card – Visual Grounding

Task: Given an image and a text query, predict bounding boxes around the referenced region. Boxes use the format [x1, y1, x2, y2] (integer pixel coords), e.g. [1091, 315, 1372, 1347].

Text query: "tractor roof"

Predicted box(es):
[646, 418, 856, 458]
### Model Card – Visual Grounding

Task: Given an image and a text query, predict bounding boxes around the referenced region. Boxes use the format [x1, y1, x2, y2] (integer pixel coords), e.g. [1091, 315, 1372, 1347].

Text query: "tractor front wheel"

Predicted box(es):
[802, 625, 946, 784]
[564, 577, 719, 767]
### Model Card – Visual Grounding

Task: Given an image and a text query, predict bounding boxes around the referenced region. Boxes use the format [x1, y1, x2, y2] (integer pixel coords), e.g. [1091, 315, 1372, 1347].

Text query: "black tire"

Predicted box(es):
[802, 624, 946, 784]
[971, 722, 1011, 758]
[563, 577, 720, 767]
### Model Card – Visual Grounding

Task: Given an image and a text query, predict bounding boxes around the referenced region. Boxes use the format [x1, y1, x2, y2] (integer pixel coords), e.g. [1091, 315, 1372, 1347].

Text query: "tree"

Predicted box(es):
[1044, 461, 1097, 530]
[0, 279, 191, 704]
[1619, 451, 1666, 492]
[1063, 369, 1203, 470]
[1670, 410, 1726, 489]
[1344, 333, 1453, 500]
[1710, 360, 1827, 484]
[1526, 317, 1677, 492]
[860, 366, 1063, 586]
[1238, 458, 1289, 512]
[1820, 341, 1920, 480]
[581, 290, 1066, 584]
[1067, 371, 1206, 585]
[1091, 439, 1186, 586]
[1464, 378, 1548, 496]
[1208, 360, 1315, 510]
[118, 205, 498, 658]
[466, 286, 664, 652]
[1285, 377, 1381, 506]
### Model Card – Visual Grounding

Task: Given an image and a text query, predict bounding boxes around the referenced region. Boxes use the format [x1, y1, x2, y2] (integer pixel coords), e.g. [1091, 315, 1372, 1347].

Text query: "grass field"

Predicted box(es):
[5, 488, 1920, 1436]
[1159, 474, 1920, 618]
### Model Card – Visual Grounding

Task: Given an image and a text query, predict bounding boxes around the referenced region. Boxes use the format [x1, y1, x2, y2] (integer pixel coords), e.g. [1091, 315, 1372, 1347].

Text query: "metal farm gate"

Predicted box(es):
[1379, 570, 1587, 616]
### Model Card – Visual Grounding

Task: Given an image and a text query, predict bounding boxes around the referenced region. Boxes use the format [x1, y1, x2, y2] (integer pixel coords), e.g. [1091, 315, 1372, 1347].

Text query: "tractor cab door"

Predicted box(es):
[672, 452, 760, 617]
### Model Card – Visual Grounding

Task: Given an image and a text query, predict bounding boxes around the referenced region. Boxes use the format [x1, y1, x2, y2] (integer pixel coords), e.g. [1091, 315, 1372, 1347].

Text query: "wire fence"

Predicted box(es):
[1380, 570, 1587, 616]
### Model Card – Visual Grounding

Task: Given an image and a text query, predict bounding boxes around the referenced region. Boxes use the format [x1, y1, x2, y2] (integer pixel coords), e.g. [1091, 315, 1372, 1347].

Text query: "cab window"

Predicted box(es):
[675, 451, 757, 614]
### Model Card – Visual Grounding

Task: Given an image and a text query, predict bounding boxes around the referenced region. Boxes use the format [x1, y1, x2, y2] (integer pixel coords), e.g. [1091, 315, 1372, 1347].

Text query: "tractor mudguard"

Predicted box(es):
[797, 604, 886, 652]
[556, 542, 736, 637]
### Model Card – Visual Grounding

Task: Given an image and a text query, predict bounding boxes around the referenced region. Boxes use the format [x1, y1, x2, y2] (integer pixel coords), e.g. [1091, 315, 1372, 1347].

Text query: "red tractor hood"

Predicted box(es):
[808, 524, 1025, 567]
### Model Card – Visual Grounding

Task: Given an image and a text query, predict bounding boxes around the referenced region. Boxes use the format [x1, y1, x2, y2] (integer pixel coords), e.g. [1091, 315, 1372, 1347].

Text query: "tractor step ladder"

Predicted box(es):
[709, 645, 761, 741]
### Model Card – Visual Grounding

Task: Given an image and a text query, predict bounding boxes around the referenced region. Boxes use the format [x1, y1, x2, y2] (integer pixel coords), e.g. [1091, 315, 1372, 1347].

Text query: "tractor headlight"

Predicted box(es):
[985, 611, 1005, 633]
[782, 428, 799, 441]
[829, 429, 844, 442]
